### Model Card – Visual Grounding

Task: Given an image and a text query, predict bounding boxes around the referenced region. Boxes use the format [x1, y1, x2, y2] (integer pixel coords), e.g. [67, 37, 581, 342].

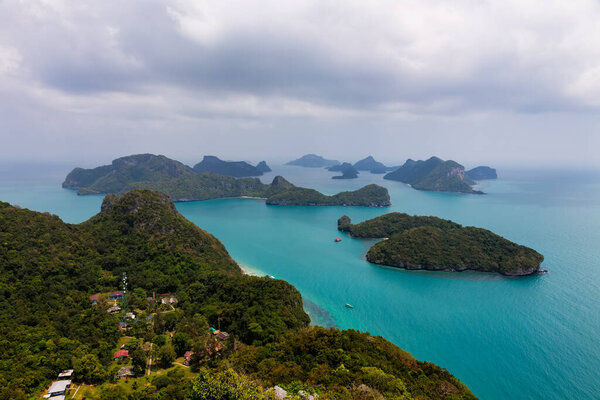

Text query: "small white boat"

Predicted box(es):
[345, 303, 354, 309]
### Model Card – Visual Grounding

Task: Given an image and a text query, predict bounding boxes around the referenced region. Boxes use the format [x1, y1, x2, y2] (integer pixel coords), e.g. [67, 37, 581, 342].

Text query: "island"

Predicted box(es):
[266, 184, 390, 206]
[331, 162, 359, 179]
[64, 154, 391, 206]
[193, 155, 266, 177]
[0, 191, 476, 399]
[353, 155, 392, 174]
[256, 160, 272, 173]
[338, 213, 544, 276]
[384, 156, 483, 194]
[466, 166, 498, 180]
[285, 153, 340, 168]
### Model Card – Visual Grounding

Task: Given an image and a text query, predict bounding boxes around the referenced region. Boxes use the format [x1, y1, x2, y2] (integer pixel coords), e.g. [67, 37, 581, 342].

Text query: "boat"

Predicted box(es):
[334, 237, 342, 242]
[345, 303, 354, 309]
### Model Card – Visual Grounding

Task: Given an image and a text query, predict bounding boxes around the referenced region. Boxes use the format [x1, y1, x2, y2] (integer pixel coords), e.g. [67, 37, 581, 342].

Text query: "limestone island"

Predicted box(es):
[286, 153, 340, 168]
[384, 156, 487, 194]
[353, 156, 394, 174]
[330, 163, 359, 179]
[338, 213, 545, 276]
[193, 155, 270, 177]
[0, 191, 476, 399]
[466, 166, 498, 180]
[63, 154, 390, 206]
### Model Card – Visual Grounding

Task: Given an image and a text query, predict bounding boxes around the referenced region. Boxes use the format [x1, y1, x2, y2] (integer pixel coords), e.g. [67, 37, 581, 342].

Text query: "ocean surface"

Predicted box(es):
[1, 162, 599, 399]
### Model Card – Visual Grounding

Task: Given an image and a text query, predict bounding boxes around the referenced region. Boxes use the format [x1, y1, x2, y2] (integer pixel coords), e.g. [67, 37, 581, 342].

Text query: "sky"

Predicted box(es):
[1, 0, 599, 168]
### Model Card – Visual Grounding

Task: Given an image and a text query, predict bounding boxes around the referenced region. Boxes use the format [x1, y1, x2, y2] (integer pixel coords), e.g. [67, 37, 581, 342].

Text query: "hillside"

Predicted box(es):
[384, 157, 482, 194]
[192, 155, 264, 177]
[63, 154, 195, 194]
[286, 154, 340, 168]
[339, 214, 544, 276]
[0, 192, 476, 400]
[266, 184, 390, 206]
[353, 155, 390, 173]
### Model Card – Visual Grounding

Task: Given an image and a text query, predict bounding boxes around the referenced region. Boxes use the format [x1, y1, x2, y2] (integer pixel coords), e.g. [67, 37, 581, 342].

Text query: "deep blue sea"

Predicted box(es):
[1, 162, 599, 399]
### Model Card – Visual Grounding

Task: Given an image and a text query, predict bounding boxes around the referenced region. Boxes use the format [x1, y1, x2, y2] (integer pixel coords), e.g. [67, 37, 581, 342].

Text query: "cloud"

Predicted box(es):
[0, 0, 599, 166]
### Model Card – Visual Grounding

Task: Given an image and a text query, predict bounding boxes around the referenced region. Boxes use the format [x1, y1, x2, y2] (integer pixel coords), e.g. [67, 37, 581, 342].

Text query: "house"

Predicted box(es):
[213, 330, 229, 341]
[47, 380, 71, 396]
[57, 369, 73, 379]
[117, 366, 135, 379]
[183, 351, 194, 366]
[107, 305, 121, 314]
[89, 294, 100, 305]
[161, 295, 178, 305]
[125, 312, 136, 320]
[113, 349, 129, 360]
[109, 291, 125, 300]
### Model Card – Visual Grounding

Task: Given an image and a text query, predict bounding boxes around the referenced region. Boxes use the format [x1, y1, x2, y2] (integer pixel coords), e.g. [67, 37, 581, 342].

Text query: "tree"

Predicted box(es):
[73, 354, 105, 383]
[152, 334, 167, 347]
[172, 331, 190, 357]
[185, 368, 272, 400]
[158, 344, 176, 368]
[131, 348, 147, 376]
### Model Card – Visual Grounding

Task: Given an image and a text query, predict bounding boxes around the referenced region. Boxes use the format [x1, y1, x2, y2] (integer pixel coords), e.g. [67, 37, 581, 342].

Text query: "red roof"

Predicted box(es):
[89, 294, 100, 301]
[114, 350, 129, 359]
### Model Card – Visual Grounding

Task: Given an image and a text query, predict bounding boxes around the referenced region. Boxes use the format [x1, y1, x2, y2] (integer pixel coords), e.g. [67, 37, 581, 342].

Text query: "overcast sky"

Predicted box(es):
[1, 0, 599, 168]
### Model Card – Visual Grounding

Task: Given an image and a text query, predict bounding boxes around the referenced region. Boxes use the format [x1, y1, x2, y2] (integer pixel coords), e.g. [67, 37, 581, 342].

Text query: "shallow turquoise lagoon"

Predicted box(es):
[1, 163, 599, 399]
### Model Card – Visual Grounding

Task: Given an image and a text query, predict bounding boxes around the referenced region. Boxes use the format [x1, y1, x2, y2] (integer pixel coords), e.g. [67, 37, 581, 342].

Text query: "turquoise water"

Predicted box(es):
[1, 163, 599, 399]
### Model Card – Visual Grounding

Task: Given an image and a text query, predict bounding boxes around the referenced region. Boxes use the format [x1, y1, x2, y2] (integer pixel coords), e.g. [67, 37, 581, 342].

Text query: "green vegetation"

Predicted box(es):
[231, 326, 476, 400]
[338, 212, 461, 237]
[353, 155, 390, 173]
[0, 191, 476, 399]
[384, 157, 483, 194]
[266, 184, 390, 206]
[339, 213, 544, 275]
[192, 155, 265, 177]
[65, 154, 389, 207]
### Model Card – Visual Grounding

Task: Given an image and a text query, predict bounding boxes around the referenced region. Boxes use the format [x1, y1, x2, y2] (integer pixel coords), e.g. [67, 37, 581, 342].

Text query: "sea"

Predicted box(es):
[1, 162, 599, 400]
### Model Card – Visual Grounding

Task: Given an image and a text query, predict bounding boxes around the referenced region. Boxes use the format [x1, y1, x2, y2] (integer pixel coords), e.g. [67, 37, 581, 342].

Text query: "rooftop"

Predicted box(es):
[48, 380, 71, 394]
[57, 369, 74, 378]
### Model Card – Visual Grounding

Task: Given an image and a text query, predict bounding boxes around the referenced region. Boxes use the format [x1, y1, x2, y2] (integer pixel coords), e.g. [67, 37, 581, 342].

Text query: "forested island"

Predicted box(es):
[330, 162, 359, 179]
[339, 213, 544, 276]
[193, 155, 270, 177]
[466, 166, 497, 180]
[384, 157, 488, 194]
[63, 154, 390, 207]
[353, 156, 392, 174]
[0, 191, 475, 399]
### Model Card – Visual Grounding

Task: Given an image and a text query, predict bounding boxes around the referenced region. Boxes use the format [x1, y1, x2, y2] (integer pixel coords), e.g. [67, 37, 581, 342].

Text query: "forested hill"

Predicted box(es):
[339, 213, 544, 276]
[0, 191, 475, 399]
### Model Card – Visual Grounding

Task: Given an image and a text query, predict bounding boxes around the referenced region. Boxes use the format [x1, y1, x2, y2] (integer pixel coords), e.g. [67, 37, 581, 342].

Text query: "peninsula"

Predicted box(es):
[64, 154, 390, 206]
[339, 213, 544, 276]
[286, 153, 340, 168]
[384, 157, 484, 194]
[0, 191, 475, 399]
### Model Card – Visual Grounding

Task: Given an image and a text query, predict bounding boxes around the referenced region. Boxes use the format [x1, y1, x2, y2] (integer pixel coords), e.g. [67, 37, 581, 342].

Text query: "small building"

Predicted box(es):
[125, 312, 136, 320]
[161, 295, 178, 305]
[109, 291, 125, 300]
[118, 321, 128, 329]
[107, 305, 121, 314]
[183, 351, 194, 366]
[113, 349, 129, 360]
[57, 369, 73, 379]
[47, 380, 71, 396]
[117, 366, 135, 379]
[89, 294, 100, 305]
[213, 330, 229, 341]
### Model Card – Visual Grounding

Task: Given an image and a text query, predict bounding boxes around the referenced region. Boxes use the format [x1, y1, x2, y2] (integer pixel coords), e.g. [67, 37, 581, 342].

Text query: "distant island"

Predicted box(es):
[0, 191, 474, 399]
[384, 157, 486, 194]
[353, 156, 393, 174]
[338, 213, 544, 276]
[331, 162, 359, 179]
[286, 154, 340, 168]
[256, 160, 272, 173]
[466, 166, 497, 180]
[193, 155, 270, 177]
[64, 154, 390, 206]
